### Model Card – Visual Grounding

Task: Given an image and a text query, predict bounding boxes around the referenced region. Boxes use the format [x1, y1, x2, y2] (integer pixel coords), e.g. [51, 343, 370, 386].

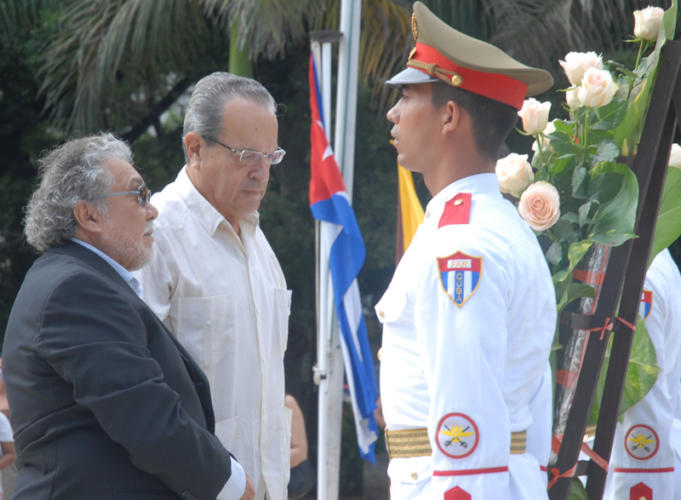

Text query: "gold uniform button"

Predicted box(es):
[451, 73, 463, 86]
[377, 348, 382, 361]
[453, 198, 463, 206]
[378, 309, 385, 320]
[411, 472, 418, 480]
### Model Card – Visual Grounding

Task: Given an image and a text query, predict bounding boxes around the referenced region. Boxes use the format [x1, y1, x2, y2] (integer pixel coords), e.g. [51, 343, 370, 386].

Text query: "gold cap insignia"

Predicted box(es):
[411, 12, 418, 40]
[408, 47, 416, 61]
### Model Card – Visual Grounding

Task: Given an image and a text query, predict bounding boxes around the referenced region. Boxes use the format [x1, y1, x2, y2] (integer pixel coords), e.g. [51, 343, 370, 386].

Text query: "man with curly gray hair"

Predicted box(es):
[3, 133, 253, 500]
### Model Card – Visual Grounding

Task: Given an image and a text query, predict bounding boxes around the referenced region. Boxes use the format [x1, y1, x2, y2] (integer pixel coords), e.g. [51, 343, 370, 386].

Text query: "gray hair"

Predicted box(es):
[24, 133, 132, 252]
[182, 72, 276, 161]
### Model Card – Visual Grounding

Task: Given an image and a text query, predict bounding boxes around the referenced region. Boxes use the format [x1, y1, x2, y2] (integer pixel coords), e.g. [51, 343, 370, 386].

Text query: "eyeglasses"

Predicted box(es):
[98, 185, 152, 206]
[203, 136, 286, 166]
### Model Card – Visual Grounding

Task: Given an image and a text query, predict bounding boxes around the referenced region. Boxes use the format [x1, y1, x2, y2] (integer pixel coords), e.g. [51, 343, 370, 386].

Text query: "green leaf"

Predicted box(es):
[589, 317, 660, 427]
[553, 212, 579, 227]
[590, 98, 627, 131]
[568, 478, 588, 500]
[619, 318, 661, 417]
[586, 171, 619, 204]
[586, 162, 639, 246]
[578, 200, 593, 227]
[545, 241, 563, 265]
[572, 165, 588, 198]
[612, 1, 675, 153]
[663, 0, 678, 40]
[557, 282, 596, 316]
[649, 167, 681, 264]
[554, 240, 593, 282]
[549, 155, 576, 178]
[593, 141, 620, 164]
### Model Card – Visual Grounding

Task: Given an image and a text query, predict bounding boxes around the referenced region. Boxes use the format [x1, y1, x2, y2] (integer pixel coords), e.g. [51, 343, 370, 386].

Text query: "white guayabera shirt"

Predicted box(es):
[135, 167, 292, 500]
[376, 173, 556, 500]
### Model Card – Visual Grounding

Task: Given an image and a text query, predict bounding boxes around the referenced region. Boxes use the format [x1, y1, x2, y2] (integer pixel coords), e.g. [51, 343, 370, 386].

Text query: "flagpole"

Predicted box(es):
[310, 30, 343, 500]
[334, 0, 362, 197]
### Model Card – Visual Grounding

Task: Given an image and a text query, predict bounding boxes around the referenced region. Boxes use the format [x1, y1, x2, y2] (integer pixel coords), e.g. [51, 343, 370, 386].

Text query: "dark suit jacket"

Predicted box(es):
[3, 242, 232, 499]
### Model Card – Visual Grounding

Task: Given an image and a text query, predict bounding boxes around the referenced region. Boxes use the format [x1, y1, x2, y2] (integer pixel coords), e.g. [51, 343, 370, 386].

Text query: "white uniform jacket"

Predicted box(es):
[604, 248, 681, 500]
[134, 167, 292, 500]
[376, 173, 556, 499]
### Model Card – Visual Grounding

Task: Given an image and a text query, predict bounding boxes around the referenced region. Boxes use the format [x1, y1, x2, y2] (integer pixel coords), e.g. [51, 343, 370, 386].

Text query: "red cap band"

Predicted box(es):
[407, 43, 528, 109]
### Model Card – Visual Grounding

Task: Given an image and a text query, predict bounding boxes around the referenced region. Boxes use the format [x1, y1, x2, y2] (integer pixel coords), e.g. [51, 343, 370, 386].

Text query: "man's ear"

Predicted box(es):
[184, 132, 203, 168]
[73, 201, 105, 234]
[442, 100, 461, 134]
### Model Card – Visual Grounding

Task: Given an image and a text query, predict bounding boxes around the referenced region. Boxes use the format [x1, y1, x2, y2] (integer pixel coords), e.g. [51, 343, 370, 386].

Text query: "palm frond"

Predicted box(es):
[307, 0, 410, 112]
[201, 0, 315, 60]
[359, 1, 411, 110]
[38, 0, 214, 135]
[0, 0, 57, 46]
[481, 0, 669, 91]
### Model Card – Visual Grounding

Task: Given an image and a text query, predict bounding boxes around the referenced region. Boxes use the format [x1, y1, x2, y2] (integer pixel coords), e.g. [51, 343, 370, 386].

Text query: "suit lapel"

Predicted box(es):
[49, 242, 216, 433]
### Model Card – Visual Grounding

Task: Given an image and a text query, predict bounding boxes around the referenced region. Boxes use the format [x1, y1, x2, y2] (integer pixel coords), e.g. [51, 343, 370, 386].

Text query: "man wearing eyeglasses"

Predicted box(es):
[3, 133, 253, 499]
[135, 72, 291, 500]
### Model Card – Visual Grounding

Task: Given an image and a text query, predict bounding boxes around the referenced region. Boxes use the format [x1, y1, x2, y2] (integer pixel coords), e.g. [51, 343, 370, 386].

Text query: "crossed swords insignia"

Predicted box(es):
[440, 424, 474, 449]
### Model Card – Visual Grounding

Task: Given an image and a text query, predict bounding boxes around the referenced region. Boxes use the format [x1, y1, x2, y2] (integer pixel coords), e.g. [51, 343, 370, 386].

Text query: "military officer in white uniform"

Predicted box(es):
[376, 3, 556, 499]
[602, 248, 681, 500]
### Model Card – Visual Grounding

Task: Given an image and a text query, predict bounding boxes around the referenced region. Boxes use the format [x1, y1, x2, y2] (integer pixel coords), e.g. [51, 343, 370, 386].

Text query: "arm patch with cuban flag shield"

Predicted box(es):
[639, 289, 652, 321]
[437, 251, 482, 306]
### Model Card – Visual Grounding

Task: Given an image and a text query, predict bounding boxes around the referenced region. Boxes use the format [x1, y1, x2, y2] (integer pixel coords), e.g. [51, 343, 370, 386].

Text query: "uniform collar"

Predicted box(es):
[176, 166, 260, 237]
[425, 172, 500, 218]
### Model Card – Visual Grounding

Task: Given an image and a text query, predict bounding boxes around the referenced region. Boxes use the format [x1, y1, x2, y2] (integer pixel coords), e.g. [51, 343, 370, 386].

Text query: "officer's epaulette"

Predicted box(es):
[438, 192, 471, 228]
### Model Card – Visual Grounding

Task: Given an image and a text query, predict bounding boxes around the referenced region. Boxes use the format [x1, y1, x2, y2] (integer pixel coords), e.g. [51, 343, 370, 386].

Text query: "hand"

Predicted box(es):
[239, 474, 255, 500]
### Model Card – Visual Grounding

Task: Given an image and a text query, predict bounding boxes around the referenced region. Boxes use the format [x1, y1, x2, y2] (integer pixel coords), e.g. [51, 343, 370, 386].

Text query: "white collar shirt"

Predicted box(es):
[134, 167, 292, 500]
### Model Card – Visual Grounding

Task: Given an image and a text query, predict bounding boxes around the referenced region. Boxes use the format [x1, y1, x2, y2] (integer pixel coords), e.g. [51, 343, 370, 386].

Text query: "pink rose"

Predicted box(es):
[559, 51, 603, 86]
[518, 181, 561, 231]
[518, 98, 551, 135]
[578, 67, 618, 108]
[634, 7, 664, 41]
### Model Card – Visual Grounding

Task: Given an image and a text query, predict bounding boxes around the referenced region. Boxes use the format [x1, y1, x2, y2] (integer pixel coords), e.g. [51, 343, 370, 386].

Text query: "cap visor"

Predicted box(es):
[385, 67, 439, 87]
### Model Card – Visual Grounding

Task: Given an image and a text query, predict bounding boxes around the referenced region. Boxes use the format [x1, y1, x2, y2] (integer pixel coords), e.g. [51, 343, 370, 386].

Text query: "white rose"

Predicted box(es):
[559, 51, 603, 86]
[495, 153, 534, 197]
[634, 6, 665, 41]
[532, 120, 557, 153]
[518, 181, 561, 231]
[565, 87, 581, 109]
[518, 98, 551, 135]
[578, 68, 618, 108]
[669, 143, 681, 168]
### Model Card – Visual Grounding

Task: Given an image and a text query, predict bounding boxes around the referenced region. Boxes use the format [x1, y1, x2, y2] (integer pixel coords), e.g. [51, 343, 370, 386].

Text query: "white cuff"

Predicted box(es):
[216, 457, 246, 500]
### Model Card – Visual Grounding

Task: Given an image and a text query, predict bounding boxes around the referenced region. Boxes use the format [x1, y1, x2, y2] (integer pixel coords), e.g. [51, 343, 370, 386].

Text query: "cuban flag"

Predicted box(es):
[308, 54, 378, 462]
